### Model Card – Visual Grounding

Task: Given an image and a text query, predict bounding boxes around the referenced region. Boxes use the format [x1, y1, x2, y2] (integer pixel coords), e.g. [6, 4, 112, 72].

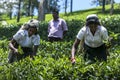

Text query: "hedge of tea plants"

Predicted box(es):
[0, 15, 120, 80]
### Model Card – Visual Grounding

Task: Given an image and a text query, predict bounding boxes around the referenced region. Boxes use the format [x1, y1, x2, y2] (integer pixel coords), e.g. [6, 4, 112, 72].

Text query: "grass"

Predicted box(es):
[0, 3, 120, 25]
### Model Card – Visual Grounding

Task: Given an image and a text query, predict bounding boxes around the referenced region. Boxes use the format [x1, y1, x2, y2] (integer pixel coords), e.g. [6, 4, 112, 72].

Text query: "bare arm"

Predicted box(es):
[71, 38, 81, 59]
[9, 39, 19, 53]
[63, 30, 67, 36]
[32, 45, 39, 56]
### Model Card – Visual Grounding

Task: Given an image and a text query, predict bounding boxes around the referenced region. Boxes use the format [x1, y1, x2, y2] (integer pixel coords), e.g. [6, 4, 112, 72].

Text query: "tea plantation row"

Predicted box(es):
[0, 15, 120, 80]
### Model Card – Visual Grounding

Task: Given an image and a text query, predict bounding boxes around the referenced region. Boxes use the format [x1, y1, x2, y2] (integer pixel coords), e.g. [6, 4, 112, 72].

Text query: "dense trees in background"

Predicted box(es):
[0, 0, 119, 22]
[17, 0, 21, 22]
[38, 0, 60, 21]
[23, 0, 39, 17]
[91, 0, 115, 13]
[0, 0, 18, 20]
[92, 0, 111, 6]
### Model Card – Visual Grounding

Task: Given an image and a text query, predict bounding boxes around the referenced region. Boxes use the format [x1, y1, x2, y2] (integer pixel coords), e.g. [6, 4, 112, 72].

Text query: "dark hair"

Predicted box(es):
[28, 23, 38, 35]
[52, 9, 59, 14]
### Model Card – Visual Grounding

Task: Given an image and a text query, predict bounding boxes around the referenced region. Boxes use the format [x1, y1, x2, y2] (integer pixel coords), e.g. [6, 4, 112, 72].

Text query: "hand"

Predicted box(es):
[30, 54, 35, 60]
[71, 57, 76, 64]
[14, 49, 19, 55]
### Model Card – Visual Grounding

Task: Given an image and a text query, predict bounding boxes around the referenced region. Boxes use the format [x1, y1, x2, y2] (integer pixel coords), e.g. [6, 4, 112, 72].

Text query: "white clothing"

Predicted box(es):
[76, 26, 108, 48]
[48, 18, 68, 39]
[13, 30, 40, 48]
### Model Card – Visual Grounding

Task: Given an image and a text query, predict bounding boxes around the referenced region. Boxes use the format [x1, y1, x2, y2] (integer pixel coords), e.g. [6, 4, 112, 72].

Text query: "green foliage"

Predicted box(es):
[0, 24, 20, 40]
[101, 15, 120, 33]
[0, 4, 120, 79]
[0, 40, 120, 80]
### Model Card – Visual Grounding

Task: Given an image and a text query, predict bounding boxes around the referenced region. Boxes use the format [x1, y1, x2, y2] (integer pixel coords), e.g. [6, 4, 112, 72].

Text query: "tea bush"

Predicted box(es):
[0, 40, 120, 80]
[0, 15, 120, 80]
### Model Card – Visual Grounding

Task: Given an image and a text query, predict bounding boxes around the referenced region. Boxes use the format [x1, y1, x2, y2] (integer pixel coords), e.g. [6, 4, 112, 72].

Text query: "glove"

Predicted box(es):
[71, 58, 76, 64]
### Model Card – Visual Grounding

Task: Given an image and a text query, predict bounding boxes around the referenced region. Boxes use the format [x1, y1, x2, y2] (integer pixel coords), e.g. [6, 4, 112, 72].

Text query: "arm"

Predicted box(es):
[71, 38, 81, 63]
[9, 39, 19, 54]
[63, 30, 67, 36]
[30, 45, 39, 59]
[62, 19, 68, 36]
[48, 22, 51, 34]
[101, 28, 111, 56]
[102, 28, 111, 49]
[32, 34, 40, 57]
[32, 45, 39, 56]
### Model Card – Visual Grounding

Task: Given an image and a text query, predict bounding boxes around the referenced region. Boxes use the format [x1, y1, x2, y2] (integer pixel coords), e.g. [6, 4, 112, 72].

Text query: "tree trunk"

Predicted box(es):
[65, 0, 67, 15]
[70, 0, 73, 13]
[10, 11, 12, 20]
[38, 0, 45, 21]
[28, 0, 31, 16]
[110, 0, 114, 15]
[17, 0, 21, 22]
[102, 0, 105, 13]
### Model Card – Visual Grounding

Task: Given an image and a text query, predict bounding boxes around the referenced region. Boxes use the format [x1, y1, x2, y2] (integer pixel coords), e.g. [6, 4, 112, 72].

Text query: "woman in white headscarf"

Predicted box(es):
[71, 14, 110, 64]
[8, 19, 40, 63]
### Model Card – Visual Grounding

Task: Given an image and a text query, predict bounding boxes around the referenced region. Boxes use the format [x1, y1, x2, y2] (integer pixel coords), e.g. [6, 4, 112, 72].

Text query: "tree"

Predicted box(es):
[65, 0, 68, 14]
[49, 0, 60, 12]
[38, 0, 46, 21]
[17, 0, 21, 22]
[70, 0, 73, 13]
[102, 0, 105, 13]
[0, 0, 18, 20]
[110, 0, 114, 15]
[22, 0, 39, 17]
[91, 0, 111, 6]
[28, 0, 31, 16]
[91, 0, 115, 14]
[38, 0, 60, 21]
[91, 0, 106, 13]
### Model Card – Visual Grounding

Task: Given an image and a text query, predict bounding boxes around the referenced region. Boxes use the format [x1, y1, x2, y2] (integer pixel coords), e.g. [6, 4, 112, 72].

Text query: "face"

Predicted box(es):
[28, 27, 37, 36]
[88, 22, 98, 32]
[52, 12, 59, 20]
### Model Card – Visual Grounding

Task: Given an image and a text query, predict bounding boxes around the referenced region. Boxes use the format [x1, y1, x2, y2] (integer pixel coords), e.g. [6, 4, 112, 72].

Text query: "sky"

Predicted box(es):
[28, 0, 120, 16]
[59, 0, 120, 13]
